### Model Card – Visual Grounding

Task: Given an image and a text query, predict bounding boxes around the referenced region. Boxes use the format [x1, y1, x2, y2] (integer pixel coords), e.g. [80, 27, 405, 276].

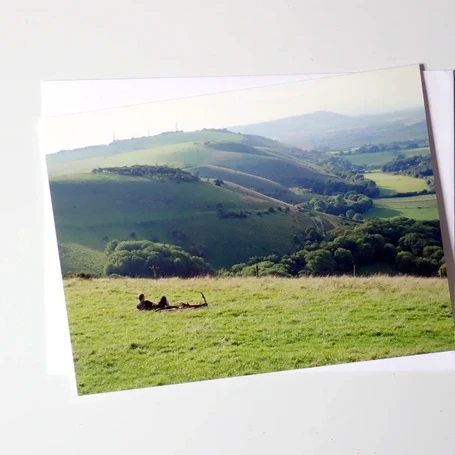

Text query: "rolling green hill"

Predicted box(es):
[49, 172, 339, 275]
[46, 129, 343, 202]
[46, 130, 243, 166]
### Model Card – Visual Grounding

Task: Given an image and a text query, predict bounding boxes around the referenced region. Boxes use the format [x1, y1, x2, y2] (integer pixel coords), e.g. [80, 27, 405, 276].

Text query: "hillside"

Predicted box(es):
[187, 164, 302, 203]
[45, 127, 436, 278]
[230, 108, 429, 149]
[49, 171, 339, 275]
[46, 129, 345, 203]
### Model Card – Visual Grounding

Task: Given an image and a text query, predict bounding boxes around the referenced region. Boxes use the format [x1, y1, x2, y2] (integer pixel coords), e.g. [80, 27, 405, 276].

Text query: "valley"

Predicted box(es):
[46, 110, 440, 279]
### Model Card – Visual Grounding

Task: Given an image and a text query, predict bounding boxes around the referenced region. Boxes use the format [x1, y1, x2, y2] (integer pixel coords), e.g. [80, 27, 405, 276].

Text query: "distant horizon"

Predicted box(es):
[44, 104, 425, 155]
[40, 66, 425, 155]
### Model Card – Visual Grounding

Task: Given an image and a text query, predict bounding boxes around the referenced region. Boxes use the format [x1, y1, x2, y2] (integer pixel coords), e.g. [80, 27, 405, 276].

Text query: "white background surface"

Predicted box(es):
[1, 1, 455, 454]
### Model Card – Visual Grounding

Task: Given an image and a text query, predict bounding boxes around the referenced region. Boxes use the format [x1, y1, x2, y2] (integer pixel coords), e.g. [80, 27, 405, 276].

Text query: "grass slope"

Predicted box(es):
[64, 275, 455, 395]
[49, 173, 338, 273]
[190, 164, 303, 203]
[46, 130, 243, 167]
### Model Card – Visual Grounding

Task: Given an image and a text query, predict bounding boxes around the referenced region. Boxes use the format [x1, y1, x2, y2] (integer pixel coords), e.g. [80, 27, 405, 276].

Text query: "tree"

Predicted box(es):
[395, 251, 416, 274]
[398, 232, 428, 256]
[105, 239, 120, 255]
[334, 248, 354, 273]
[346, 209, 356, 219]
[414, 257, 439, 277]
[304, 249, 336, 276]
[422, 246, 444, 263]
[303, 226, 324, 243]
[355, 242, 375, 265]
[104, 240, 213, 278]
[439, 263, 447, 278]
[352, 213, 364, 221]
[383, 243, 397, 263]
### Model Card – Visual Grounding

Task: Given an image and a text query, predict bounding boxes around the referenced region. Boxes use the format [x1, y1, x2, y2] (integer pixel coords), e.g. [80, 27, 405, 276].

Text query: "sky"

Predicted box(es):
[39, 65, 424, 155]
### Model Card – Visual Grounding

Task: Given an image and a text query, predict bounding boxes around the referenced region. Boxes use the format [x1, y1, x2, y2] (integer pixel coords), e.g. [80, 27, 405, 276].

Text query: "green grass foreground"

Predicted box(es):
[64, 275, 455, 395]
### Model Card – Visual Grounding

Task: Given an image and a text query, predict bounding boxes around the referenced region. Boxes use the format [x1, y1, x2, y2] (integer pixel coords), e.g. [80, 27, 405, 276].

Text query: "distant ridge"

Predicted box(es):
[229, 107, 428, 149]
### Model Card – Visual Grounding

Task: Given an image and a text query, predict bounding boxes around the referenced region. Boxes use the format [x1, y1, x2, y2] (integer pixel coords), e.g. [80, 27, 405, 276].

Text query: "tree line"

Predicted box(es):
[91, 165, 200, 182]
[381, 154, 433, 179]
[99, 217, 446, 280]
[104, 240, 212, 278]
[219, 217, 446, 278]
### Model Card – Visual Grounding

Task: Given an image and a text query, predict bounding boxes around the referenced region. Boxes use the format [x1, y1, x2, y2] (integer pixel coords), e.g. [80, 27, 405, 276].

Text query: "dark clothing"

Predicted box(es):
[156, 299, 170, 309]
[137, 299, 156, 311]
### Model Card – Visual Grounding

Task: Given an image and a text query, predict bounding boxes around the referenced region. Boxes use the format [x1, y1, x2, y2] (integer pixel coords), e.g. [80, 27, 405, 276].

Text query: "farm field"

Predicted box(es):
[365, 171, 429, 196]
[64, 276, 455, 395]
[342, 147, 430, 166]
[365, 194, 439, 220]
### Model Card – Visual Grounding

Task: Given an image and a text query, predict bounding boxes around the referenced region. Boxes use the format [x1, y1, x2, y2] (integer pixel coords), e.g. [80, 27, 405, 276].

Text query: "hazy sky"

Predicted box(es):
[40, 65, 424, 155]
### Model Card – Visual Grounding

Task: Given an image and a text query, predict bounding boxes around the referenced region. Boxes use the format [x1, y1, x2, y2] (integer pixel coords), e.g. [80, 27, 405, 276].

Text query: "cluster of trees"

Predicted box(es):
[304, 192, 373, 218]
[381, 154, 433, 179]
[220, 218, 446, 278]
[216, 203, 249, 219]
[349, 141, 425, 155]
[91, 165, 200, 182]
[302, 176, 379, 199]
[310, 157, 380, 198]
[379, 189, 433, 199]
[256, 206, 290, 216]
[104, 240, 213, 278]
[318, 155, 362, 173]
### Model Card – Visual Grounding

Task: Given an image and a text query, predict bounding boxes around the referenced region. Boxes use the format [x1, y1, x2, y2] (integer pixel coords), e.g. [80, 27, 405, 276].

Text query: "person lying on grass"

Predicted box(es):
[136, 294, 176, 311]
[155, 296, 181, 311]
[136, 293, 208, 311]
[136, 293, 156, 311]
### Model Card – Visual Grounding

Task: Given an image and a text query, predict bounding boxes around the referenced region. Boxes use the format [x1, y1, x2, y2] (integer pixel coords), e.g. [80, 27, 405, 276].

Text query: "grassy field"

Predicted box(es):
[343, 147, 430, 166]
[365, 171, 429, 196]
[365, 194, 439, 220]
[64, 275, 455, 395]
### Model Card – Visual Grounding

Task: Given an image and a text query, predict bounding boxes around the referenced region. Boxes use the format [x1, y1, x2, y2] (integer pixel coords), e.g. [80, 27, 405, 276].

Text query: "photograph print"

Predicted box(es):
[41, 64, 455, 396]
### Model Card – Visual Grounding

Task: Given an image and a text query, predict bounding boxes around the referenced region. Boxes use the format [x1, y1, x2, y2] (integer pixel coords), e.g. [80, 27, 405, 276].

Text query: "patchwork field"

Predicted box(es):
[64, 276, 455, 395]
[365, 194, 439, 220]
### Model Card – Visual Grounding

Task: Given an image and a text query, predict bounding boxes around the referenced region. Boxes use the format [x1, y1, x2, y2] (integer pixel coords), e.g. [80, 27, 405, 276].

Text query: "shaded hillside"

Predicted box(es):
[49, 172, 339, 274]
[188, 164, 302, 203]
